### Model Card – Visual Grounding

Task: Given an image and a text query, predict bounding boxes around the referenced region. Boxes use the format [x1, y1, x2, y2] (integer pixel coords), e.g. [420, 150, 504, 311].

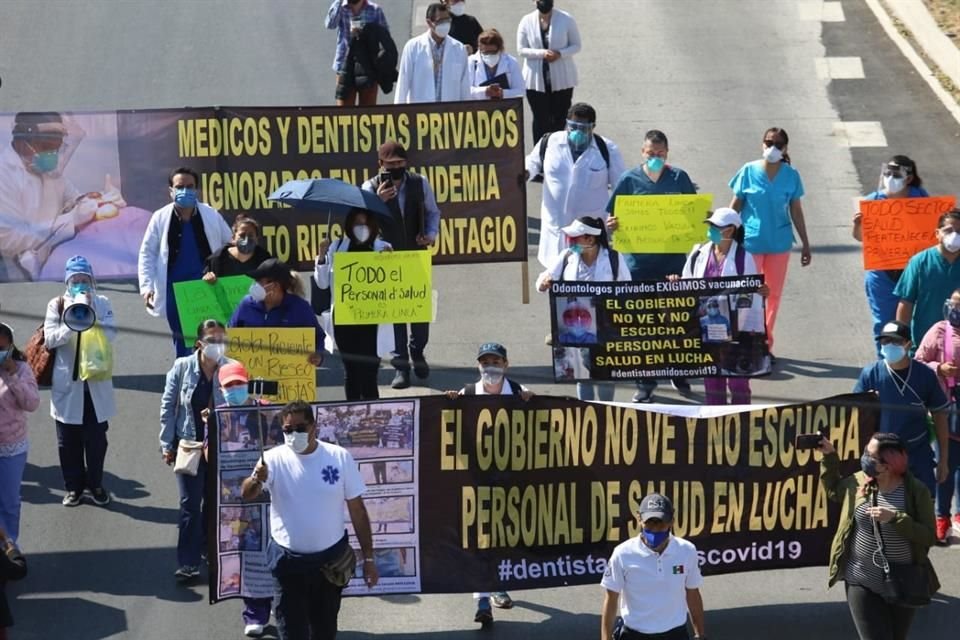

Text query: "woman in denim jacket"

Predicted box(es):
[159, 319, 231, 582]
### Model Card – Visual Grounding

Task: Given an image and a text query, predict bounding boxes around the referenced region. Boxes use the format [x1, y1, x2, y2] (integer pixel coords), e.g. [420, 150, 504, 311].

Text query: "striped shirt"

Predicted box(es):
[844, 484, 912, 595]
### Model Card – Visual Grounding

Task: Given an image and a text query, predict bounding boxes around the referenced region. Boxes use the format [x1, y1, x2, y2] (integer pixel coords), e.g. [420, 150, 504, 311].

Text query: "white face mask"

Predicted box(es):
[883, 175, 906, 194]
[762, 146, 783, 163]
[480, 53, 501, 68]
[249, 282, 267, 302]
[449, 2, 466, 16]
[353, 225, 371, 244]
[433, 21, 451, 38]
[480, 366, 505, 386]
[202, 342, 225, 362]
[942, 230, 960, 253]
[284, 431, 310, 454]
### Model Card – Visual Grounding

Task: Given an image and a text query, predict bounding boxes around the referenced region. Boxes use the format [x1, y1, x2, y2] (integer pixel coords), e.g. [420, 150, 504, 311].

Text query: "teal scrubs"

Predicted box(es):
[893, 246, 960, 346]
[728, 160, 805, 254]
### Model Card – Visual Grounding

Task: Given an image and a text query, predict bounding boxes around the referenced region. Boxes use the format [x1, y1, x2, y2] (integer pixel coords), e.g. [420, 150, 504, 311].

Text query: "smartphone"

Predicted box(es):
[795, 433, 825, 450]
[247, 379, 279, 396]
[379, 171, 391, 184]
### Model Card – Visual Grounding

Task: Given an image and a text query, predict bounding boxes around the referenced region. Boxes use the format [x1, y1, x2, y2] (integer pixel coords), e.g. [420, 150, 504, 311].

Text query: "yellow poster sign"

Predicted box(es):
[226, 328, 316, 402]
[333, 250, 432, 325]
[611, 194, 713, 254]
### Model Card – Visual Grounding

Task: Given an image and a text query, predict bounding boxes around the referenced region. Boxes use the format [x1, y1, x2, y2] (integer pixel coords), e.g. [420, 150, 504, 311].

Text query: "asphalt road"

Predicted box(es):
[1, 1, 958, 639]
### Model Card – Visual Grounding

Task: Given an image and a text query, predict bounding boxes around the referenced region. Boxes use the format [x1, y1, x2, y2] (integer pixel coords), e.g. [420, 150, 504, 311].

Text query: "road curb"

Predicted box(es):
[884, 0, 960, 91]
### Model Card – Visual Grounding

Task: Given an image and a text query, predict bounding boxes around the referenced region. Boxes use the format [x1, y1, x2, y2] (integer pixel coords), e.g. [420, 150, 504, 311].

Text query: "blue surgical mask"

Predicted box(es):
[567, 129, 590, 151]
[223, 386, 249, 406]
[32, 151, 59, 174]
[707, 227, 724, 244]
[860, 453, 879, 478]
[646, 156, 665, 173]
[642, 528, 670, 548]
[69, 283, 91, 297]
[0, 350, 9, 365]
[173, 187, 198, 208]
[707, 306, 719, 317]
[569, 243, 584, 255]
[880, 343, 906, 363]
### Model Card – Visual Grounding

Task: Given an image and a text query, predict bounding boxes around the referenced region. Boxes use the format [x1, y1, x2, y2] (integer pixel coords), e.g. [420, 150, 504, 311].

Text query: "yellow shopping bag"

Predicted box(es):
[79, 326, 113, 381]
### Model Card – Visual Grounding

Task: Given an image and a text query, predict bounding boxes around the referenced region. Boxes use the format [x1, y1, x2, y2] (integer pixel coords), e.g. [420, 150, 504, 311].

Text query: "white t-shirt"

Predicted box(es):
[461, 379, 528, 396]
[263, 441, 365, 553]
[600, 535, 703, 634]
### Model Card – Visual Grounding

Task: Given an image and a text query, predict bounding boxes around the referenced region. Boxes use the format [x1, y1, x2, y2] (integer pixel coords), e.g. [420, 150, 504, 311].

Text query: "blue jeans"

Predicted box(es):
[864, 270, 899, 357]
[0, 451, 28, 542]
[935, 438, 960, 517]
[577, 382, 615, 401]
[175, 458, 207, 567]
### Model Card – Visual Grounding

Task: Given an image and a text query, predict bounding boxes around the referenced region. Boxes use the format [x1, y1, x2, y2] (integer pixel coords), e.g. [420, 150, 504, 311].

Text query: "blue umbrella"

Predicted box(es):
[268, 178, 391, 217]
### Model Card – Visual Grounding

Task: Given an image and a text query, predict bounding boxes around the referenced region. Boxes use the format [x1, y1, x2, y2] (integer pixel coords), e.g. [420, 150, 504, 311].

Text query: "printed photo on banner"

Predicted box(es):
[548, 277, 771, 381]
[611, 193, 712, 254]
[217, 405, 279, 453]
[348, 496, 416, 535]
[316, 401, 415, 458]
[218, 553, 242, 597]
[354, 547, 417, 579]
[219, 505, 264, 553]
[221, 468, 269, 505]
[360, 460, 415, 486]
[859, 195, 956, 270]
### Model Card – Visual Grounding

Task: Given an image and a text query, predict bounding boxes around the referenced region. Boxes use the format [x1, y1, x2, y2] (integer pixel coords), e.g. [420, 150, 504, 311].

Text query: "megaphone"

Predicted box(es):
[63, 293, 96, 332]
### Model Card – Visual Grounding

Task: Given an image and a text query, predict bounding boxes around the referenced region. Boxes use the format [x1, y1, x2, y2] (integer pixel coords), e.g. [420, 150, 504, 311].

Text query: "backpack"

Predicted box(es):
[689, 242, 746, 275]
[530, 132, 610, 183]
[462, 379, 523, 396]
[559, 248, 620, 280]
[25, 297, 63, 387]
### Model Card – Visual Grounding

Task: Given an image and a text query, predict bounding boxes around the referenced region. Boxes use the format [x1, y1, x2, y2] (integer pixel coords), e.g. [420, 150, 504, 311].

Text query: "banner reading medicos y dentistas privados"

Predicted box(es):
[209, 393, 875, 602]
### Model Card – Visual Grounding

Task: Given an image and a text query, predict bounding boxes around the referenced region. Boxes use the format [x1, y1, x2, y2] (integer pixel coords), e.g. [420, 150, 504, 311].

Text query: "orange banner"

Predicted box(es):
[861, 196, 956, 270]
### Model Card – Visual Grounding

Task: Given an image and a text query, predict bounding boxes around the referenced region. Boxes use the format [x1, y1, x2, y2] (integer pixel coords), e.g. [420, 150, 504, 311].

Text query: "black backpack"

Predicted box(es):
[530, 132, 610, 183]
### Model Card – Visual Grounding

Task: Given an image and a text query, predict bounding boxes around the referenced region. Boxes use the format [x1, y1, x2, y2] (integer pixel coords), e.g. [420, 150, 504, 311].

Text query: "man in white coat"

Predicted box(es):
[395, 3, 471, 104]
[137, 167, 232, 357]
[525, 102, 624, 269]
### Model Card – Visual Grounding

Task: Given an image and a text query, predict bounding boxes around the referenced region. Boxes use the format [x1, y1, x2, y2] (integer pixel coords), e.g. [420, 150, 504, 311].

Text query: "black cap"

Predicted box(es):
[247, 258, 292, 285]
[638, 493, 673, 522]
[477, 342, 507, 360]
[877, 320, 911, 342]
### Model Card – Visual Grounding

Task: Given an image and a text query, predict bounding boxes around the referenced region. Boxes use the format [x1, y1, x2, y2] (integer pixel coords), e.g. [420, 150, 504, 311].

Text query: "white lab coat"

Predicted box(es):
[536, 246, 632, 290]
[466, 52, 525, 100]
[313, 237, 396, 357]
[395, 31, 471, 103]
[137, 202, 232, 316]
[517, 9, 581, 92]
[44, 291, 117, 424]
[681, 240, 765, 333]
[525, 133, 625, 268]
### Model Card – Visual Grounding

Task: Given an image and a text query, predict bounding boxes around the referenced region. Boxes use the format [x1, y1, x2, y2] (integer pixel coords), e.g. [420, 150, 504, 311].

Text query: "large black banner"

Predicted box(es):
[211, 394, 875, 601]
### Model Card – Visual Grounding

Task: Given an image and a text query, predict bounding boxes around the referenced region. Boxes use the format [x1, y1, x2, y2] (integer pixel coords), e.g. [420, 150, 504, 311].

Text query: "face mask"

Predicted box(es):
[202, 342, 225, 362]
[480, 366, 505, 386]
[31, 150, 59, 174]
[249, 282, 267, 302]
[949, 308, 960, 328]
[645, 156, 665, 173]
[569, 243, 584, 255]
[388, 167, 406, 181]
[883, 175, 906, 194]
[642, 528, 670, 548]
[223, 385, 249, 406]
[707, 227, 724, 244]
[236, 236, 256, 255]
[762, 146, 783, 163]
[69, 282, 91, 297]
[433, 21, 451, 38]
[284, 431, 310, 454]
[942, 231, 960, 253]
[353, 225, 371, 244]
[449, 2, 466, 17]
[860, 452, 880, 479]
[480, 53, 501, 68]
[707, 306, 719, 317]
[567, 129, 590, 151]
[880, 343, 906, 362]
[0, 351, 9, 366]
[537, 0, 554, 14]
[173, 187, 198, 208]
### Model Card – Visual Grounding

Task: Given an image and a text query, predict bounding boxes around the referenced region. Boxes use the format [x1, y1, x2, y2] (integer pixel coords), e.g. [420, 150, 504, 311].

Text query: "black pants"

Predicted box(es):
[392, 323, 429, 371]
[272, 543, 346, 640]
[335, 324, 380, 400]
[55, 386, 109, 492]
[526, 87, 574, 142]
[619, 624, 688, 640]
[845, 583, 916, 640]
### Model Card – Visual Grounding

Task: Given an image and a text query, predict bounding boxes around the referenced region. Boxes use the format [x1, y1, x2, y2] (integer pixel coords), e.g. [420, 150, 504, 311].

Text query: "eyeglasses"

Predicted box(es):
[762, 139, 785, 150]
[283, 422, 311, 433]
[202, 337, 227, 345]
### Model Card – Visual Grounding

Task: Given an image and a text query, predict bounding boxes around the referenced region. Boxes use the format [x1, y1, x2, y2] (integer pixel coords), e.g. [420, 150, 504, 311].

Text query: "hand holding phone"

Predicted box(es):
[795, 433, 825, 450]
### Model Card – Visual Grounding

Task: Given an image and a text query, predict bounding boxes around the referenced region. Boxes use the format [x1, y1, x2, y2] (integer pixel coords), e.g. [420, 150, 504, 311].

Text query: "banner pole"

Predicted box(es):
[521, 262, 530, 305]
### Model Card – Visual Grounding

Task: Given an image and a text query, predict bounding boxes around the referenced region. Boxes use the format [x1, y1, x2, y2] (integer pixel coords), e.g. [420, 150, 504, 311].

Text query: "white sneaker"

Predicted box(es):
[244, 623, 264, 637]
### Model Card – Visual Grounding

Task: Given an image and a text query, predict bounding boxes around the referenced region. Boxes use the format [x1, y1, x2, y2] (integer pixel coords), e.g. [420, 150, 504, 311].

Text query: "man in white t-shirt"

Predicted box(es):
[600, 493, 708, 640]
[242, 401, 378, 640]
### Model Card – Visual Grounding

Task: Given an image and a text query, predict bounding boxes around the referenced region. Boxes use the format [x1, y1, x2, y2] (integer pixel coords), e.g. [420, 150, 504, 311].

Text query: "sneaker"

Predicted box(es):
[491, 591, 513, 609]
[671, 378, 691, 393]
[62, 491, 82, 507]
[632, 388, 653, 403]
[89, 487, 111, 506]
[936, 515, 950, 543]
[954, 513, 960, 531]
[244, 624, 265, 637]
[412, 356, 430, 380]
[391, 370, 411, 390]
[174, 565, 200, 582]
[545, 333, 553, 346]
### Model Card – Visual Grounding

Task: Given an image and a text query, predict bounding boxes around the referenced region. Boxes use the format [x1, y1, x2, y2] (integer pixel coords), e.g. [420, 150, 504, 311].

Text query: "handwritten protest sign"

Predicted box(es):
[611, 194, 712, 253]
[333, 251, 432, 325]
[227, 328, 316, 402]
[860, 196, 956, 270]
[173, 275, 251, 347]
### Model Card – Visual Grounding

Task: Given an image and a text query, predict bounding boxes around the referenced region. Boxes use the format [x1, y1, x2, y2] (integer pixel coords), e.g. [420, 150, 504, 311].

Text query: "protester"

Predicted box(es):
[912, 287, 960, 542]
[854, 320, 950, 494]
[444, 0, 483, 53]
[669, 208, 769, 405]
[894, 208, 960, 348]
[819, 432, 938, 640]
[600, 493, 707, 640]
[203, 214, 272, 282]
[517, 0, 581, 141]
[314, 208, 394, 401]
[0, 526, 26, 640]
[607, 129, 698, 400]
[536, 217, 630, 401]
[852, 156, 929, 357]
[44, 256, 116, 507]
[468, 29, 525, 101]
[325, 0, 391, 106]
[395, 3, 471, 103]
[362, 141, 441, 389]
[0, 323, 39, 542]
[160, 319, 229, 582]
[728, 127, 812, 358]
[525, 102, 624, 269]
[0, 112, 91, 281]
[138, 167, 232, 357]
[229, 258, 325, 369]
[241, 401, 378, 640]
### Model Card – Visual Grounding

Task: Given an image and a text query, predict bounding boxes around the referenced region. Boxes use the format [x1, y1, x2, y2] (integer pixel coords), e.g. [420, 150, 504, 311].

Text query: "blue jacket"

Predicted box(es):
[228, 294, 324, 347]
[159, 354, 231, 452]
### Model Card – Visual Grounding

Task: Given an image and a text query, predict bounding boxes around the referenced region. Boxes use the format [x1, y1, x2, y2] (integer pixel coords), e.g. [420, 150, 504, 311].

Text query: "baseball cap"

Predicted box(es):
[477, 342, 507, 360]
[64, 255, 94, 283]
[378, 141, 408, 163]
[638, 493, 674, 522]
[218, 362, 249, 386]
[705, 207, 742, 228]
[878, 320, 911, 342]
